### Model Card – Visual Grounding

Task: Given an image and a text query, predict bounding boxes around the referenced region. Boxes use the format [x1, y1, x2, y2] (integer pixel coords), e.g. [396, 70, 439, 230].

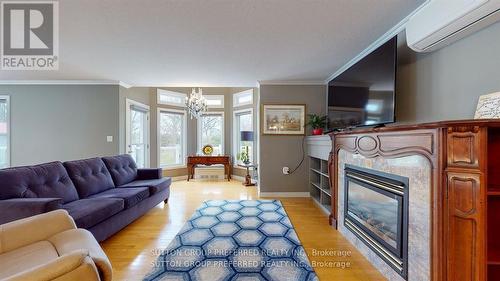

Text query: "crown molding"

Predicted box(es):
[258, 80, 326, 86]
[324, 0, 431, 83]
[0, 80, 133, 87]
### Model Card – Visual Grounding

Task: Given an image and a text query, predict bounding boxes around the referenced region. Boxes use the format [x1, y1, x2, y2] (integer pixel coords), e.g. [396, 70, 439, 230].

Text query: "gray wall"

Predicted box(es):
[0, 85, 120, 166]
[396, 22, 500, 123]
[259, 85, 327, 193]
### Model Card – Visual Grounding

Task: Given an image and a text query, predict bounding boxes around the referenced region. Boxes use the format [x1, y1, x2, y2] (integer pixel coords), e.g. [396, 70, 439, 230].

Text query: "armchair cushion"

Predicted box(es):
[4, 250, 99, 281]
[62, 198, 124, 229]
[0, 209, 76, 254]
[0, 198, 62, 225]
[102, 154, 138, 186]
[118, 177, 171, 195]
[0, 241, 59, 280]
[63, 158, 115, 198]
[0, 161, 79, 203]
[88, 187, 150, 209]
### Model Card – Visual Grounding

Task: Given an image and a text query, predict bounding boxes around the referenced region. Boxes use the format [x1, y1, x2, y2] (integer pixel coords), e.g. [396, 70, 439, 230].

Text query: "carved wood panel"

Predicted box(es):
[447, 128, 480, 168]
[446, 173, 485, 281]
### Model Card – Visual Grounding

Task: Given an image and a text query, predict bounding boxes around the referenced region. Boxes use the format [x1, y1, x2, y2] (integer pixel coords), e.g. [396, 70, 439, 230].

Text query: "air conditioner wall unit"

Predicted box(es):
[406, 0, 500, 52]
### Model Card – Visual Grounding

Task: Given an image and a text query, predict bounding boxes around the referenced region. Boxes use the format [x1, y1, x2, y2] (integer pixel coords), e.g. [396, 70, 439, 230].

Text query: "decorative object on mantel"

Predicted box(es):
[201, 144, 214, 156]
[474, 91, 500, 119]
[306, 113, 327, 135]
[239, 131, 254, 164]
[262, 104, 306, 135]
[185, 87, 208, 119]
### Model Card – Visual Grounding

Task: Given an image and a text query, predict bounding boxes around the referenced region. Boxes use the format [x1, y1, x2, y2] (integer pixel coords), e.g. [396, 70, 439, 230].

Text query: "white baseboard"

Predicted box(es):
[231, 175, 245, 182]
[171, 175, 188, 182]
[259, 192, 310, 198]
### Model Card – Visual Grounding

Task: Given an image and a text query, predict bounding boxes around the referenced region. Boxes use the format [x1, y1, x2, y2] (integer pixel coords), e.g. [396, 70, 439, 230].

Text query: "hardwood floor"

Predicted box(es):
[101, 180, 385, 281]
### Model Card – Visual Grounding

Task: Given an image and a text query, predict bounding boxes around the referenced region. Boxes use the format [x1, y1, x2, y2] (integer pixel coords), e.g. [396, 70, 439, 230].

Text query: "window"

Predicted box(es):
[0, 96, 9, 169]
[233, 89, 253, 107]
[205, 95, 225, 109]
[233, 109, 254, 165]
[158, 109, 186, 168]
[198, 112, 224, 155]
[157, 89, 187, 107]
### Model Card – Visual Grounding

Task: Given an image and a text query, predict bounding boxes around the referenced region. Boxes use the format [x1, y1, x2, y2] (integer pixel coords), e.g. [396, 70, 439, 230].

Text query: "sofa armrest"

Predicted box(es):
[0, 198, 63, 225]
[137, 168, 163, 180]
[4, 250, 100, 281]
[0, 210, 76, 254]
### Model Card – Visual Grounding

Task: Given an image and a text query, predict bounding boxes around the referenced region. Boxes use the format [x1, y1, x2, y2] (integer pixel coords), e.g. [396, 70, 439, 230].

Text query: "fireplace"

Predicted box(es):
[344, 164, 409, 279]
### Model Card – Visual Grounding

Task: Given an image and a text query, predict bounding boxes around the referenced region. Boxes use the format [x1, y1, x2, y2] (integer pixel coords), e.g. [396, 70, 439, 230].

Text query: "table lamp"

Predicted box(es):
[240, 131, 254, 164]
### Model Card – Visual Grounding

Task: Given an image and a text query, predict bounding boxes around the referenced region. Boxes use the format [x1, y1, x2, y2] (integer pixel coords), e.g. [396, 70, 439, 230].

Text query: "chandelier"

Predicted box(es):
[185, 88, 208, 119]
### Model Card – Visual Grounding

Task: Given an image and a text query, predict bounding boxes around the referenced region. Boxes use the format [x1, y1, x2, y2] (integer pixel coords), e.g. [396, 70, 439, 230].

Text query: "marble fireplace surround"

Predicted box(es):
[337, 150, 431, 281]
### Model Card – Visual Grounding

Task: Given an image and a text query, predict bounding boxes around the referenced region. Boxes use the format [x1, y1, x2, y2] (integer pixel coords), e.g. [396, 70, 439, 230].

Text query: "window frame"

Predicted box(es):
[0, 95, 10, 169]
[125, 99, 150, 168]
[233, 108, 254, 167]
[157, 89, 187, 107]
[233, 89, 254, 108]
[204, 95, 225, 109]
[197, 111, 225, 155]
[157, 108, 187, 169]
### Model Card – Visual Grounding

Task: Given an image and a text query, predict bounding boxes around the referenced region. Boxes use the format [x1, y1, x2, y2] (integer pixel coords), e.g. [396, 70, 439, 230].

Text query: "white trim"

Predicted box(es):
[0, 95, 10, 168]
[258, 80, 326, 86]
[259, 192, 310, 198]
[311, 197, 331, 216]
[233, 89, 254, 107]
[233, 108, 254, 167]
[197, 111, 225, 155]
[157, 89, 187, 107]
[204, 95, 225, 109]
[157, 108, 187, 168]
[171, 175, 189, 182]
[324, 0, 431, 83]
[231, 175, 245, 182]
[125, 99, 150, 168]
[0, 80, 131, 86]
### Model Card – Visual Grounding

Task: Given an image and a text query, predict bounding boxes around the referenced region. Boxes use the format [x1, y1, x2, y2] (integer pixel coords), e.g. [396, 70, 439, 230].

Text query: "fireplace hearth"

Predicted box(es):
[344, 165, 409, 279]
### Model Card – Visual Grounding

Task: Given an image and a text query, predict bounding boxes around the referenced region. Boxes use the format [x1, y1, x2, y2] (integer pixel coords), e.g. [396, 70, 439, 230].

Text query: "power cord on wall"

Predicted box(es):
[287, 136, 306, 175]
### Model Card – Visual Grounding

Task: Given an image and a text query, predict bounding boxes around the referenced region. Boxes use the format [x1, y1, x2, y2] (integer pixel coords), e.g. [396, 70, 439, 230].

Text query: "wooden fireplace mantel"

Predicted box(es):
[328, 119, 500, 281]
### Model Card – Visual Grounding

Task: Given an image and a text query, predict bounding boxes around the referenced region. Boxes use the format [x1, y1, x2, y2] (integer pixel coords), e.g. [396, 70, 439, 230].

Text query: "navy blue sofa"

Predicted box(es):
[0, 154, 171, 242]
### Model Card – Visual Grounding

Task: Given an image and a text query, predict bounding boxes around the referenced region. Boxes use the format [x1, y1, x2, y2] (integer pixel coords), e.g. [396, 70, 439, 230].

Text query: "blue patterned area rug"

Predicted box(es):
[145, 200, 318, 281]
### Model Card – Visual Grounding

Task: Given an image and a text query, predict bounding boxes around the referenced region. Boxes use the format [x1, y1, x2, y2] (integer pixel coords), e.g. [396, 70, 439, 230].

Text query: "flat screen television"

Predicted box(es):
[327, 36, 397, 130]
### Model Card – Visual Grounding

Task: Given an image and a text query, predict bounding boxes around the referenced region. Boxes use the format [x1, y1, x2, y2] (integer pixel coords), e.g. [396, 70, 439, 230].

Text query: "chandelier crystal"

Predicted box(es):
[185, 88, 208, 119]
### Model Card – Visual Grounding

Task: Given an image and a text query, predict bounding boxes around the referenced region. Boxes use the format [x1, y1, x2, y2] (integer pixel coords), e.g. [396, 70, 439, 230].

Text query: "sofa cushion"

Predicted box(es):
[0, 241, 59, 280]
[119, 177, 171, 195]
[101, 154, 138, 186]
[63, 158, 116, 198]
[0, 161, 79, 203]
[88, 187, 150, 209]
[62, 198, 124, 229]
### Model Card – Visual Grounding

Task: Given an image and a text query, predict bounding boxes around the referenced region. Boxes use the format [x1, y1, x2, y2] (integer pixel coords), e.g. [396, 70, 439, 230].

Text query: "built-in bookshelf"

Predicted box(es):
[306, 135, 332, 216]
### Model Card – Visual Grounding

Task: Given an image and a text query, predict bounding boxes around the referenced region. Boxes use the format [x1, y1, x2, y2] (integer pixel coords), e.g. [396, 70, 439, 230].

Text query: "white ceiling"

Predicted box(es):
[0, 0, 426, 87]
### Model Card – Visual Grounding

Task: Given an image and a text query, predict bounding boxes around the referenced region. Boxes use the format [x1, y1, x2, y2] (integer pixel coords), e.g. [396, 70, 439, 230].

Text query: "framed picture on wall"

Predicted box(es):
[261, 104, 306, 135]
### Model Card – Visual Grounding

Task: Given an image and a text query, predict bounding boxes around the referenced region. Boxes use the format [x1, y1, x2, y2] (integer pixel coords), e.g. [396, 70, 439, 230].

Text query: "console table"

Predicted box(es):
[187, 155, 231, 181]
[328, 119, 500, 281]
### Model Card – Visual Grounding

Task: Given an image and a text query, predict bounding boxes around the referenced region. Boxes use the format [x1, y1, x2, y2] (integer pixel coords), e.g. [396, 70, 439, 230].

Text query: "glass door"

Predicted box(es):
[126, 100, 150, 168]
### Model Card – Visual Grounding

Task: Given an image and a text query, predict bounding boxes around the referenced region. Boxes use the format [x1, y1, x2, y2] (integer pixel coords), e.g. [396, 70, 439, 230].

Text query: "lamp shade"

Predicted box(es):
[240, 131, 254, 142]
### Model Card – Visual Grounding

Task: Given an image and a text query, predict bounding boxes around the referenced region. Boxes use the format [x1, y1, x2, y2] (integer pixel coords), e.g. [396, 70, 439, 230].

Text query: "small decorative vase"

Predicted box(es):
[312, 128, 324, 135]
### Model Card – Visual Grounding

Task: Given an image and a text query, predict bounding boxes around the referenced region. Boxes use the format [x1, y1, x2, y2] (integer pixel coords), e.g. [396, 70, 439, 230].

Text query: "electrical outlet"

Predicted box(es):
[282, 167, 290, 175]
[106, 136, 113, 142]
